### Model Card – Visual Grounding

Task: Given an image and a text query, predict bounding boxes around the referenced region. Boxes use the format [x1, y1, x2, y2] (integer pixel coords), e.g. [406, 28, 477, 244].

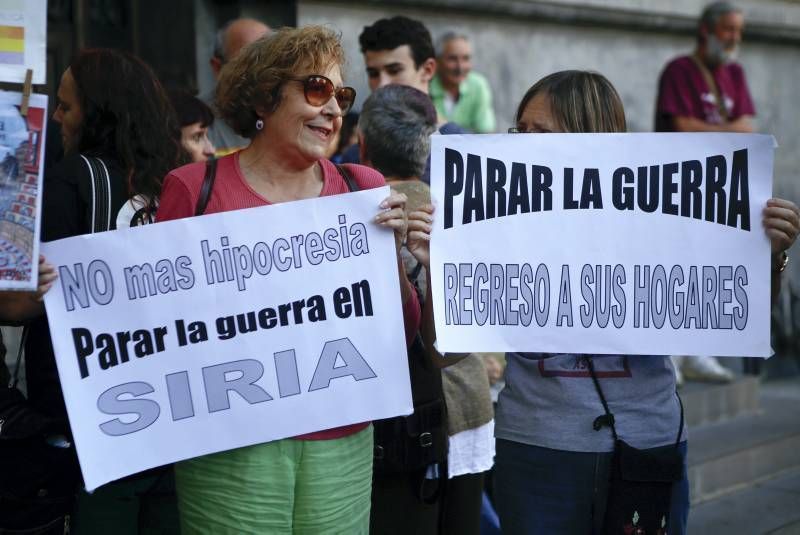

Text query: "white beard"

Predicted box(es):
[707, 34, 738, 65]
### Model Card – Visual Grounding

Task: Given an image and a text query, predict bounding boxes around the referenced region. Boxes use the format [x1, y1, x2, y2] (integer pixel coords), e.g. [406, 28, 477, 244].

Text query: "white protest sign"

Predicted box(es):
[42, 186, 412, 491]
[430, 133, 774, 357]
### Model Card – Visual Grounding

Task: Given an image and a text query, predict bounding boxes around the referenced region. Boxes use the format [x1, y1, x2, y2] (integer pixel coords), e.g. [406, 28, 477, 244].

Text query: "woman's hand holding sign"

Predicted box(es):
[407, 203, 468, 368]
[375, 190, 414, 306]
[0, 256, 55, 322]
[406, 204, 434, 268]
[764, 198, 799, 257]
[36, 256, 58, 301]
[375, 190, 409, 254]
[764, 197, 799, 303]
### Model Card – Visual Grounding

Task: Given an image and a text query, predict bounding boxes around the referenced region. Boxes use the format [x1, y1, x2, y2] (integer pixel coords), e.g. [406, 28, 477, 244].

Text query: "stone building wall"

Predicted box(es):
[296, 0, 800, 202]
[296, 0, 800, 330]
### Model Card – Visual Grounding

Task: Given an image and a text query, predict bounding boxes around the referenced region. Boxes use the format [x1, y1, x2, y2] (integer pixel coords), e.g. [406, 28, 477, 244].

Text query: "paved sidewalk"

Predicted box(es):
[688, 378, 800, 534]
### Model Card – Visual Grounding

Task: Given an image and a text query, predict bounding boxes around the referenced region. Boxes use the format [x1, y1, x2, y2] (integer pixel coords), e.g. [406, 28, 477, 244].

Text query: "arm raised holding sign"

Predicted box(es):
[407, 204, 468, 368]
[424, 70, 799, 535]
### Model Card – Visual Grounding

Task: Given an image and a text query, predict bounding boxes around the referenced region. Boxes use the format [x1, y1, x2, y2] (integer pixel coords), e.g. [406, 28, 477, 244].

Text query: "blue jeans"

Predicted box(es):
[494, 439, 689, 535]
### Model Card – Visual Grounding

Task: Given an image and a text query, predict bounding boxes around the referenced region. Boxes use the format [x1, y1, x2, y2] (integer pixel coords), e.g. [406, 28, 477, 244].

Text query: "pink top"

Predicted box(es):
[158, 153, 421, 440]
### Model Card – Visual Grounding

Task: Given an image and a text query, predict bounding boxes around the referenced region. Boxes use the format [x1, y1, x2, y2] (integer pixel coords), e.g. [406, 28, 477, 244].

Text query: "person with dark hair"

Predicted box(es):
[342, 15, 467, 181]
[168, 90, 216, 163]
[656, 1, 754, 384]
[157, 26, 419, 534]
[406, 69, 800, 535]
[0, 47, 186, 532]
[359, 16, 437, 93]
[360, 84, 495, 535]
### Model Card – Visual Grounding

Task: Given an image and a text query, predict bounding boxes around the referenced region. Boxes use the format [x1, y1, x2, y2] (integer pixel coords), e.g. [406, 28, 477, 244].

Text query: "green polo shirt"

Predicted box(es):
[430, 71, 496, 133]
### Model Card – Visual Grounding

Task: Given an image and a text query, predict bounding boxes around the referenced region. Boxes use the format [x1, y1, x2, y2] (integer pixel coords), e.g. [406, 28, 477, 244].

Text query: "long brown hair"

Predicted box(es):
[515, 70, 626, 133]
[70, 48, 186, 207]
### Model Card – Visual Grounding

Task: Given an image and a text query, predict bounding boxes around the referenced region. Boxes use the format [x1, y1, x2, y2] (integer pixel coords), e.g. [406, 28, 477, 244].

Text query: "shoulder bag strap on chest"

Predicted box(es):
[689, 54, 729, 121]
[80, 155, 113, 233]
[194, 160, 355, 217]
[195, 158, 218, 216]
[334, 163, 359, 193]
[588, 356, 684, 447]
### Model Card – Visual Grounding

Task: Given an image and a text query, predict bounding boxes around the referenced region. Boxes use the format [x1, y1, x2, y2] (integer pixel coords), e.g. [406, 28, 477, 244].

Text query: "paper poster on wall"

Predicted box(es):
[42, 186, 413, 491]
[429, 133, 774, 358]
[0, 90, 46, 290]
[0, 0, 47, 84]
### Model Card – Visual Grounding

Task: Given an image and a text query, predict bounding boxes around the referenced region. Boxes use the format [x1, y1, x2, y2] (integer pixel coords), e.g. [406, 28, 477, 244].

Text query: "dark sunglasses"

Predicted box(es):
[290, 75, 356, 115]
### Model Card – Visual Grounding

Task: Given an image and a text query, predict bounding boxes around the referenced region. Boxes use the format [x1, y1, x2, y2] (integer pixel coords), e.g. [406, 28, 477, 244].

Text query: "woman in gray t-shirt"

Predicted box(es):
[406, 70, 800, 535]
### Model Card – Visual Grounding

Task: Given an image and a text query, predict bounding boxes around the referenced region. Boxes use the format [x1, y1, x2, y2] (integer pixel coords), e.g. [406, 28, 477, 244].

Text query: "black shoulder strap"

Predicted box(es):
[586, 356, 619, 441]
[587, 356, 684, 447]
[195, 158, 218, 216]
[80, 155, 112, 232]
[130, 205, 155, 227]
[690, 54, 729, 121]
[334, 163, 359, 192]
[9, 326, 28, 389]
[194, 160, 353, 217]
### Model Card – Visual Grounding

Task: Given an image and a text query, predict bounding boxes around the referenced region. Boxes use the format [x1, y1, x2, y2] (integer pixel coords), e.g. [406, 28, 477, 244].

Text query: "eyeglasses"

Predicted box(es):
[290, 75, 356, 115]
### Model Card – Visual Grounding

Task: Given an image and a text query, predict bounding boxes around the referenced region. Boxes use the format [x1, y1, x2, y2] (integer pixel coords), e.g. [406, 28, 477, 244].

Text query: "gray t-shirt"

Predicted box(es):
[495, 353, 684, 452]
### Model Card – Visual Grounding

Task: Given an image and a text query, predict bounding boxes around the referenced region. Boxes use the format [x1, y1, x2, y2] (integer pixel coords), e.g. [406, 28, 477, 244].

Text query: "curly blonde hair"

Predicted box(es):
[215, 25, 346, 139]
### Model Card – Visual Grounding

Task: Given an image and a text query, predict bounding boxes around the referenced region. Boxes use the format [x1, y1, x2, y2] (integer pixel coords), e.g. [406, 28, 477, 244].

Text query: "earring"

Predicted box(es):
[255, 118, 264, 131]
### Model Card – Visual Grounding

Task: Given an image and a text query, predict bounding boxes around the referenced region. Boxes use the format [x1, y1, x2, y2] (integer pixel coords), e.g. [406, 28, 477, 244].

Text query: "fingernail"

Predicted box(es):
[380, 201, 388, 208]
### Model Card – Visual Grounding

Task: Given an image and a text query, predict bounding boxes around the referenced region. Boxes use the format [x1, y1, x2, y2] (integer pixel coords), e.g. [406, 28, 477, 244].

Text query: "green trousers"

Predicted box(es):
[176, 426, 373, 534]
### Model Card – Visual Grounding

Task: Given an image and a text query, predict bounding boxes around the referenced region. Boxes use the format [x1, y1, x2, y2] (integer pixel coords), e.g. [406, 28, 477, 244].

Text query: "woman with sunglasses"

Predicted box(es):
[156, 26, 420, 534]
[407, 70, 800, 534]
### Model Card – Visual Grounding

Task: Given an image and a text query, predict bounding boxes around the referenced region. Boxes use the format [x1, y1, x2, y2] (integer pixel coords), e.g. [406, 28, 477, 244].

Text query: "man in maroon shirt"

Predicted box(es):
[656, 2, 753, 383]
[655, 1, 755, 133]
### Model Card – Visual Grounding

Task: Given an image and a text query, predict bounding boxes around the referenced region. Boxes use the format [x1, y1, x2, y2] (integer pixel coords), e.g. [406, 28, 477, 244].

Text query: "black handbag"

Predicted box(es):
[372, 332, 448, 476]
[0, 328, 79, 534]
[587, 357, 684, 535]
[372, 261, 448, 505]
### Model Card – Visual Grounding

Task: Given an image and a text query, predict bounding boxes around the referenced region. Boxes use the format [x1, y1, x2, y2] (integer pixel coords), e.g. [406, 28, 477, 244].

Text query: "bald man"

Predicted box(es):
[205, 18, 270, 155]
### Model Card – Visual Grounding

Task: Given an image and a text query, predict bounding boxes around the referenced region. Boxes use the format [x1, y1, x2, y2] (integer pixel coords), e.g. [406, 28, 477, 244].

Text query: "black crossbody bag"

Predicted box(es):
[587, 357, 684, 535]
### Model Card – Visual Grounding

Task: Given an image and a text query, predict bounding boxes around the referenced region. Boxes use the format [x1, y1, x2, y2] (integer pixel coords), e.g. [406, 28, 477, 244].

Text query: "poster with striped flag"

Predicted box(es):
[0, 0, 46, 84]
